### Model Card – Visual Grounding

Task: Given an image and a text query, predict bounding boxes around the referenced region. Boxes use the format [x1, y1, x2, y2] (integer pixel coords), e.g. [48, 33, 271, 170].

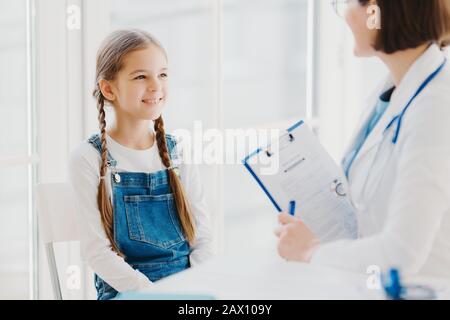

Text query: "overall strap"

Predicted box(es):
[165, 134, 179, 162]
[87, 133, 118, 167]
[87, 133, 179, 167]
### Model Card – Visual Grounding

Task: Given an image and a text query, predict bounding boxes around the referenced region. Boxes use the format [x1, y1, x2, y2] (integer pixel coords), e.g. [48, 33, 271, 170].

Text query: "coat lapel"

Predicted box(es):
[341, 74, 392, 164]
[348, 44, 446, 178]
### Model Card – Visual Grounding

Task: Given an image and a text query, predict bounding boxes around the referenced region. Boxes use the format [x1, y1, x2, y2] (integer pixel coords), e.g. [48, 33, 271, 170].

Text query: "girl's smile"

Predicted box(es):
[142, 96, 164, 107]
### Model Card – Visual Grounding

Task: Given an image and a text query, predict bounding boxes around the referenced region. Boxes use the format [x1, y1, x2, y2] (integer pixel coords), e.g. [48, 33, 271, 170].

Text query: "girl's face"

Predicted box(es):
[106, 44, 168, 121]
[345, 0, 378, 57]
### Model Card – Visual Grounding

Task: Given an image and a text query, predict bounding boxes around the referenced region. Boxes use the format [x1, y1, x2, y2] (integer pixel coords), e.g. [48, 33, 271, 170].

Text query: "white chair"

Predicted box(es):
[35, 182, 79, 300]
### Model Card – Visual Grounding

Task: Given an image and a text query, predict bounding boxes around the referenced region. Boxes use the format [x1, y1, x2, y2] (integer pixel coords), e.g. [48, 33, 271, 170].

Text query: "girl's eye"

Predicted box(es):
[134, 75, 146, 80]
[160, 73, 168, 78]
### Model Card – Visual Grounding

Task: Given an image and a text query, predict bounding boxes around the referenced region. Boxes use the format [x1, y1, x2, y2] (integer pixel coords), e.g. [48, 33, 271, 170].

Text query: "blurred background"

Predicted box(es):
[0, 0, 401, 299]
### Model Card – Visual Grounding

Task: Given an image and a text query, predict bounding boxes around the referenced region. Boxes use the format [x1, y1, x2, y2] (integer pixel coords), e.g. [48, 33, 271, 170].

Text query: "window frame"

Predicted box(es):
[0, 0, 38, 300]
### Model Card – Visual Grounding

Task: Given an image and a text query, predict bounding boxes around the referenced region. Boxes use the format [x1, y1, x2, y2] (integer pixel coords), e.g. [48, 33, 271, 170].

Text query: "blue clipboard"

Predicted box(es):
[242, 120, 304, 213]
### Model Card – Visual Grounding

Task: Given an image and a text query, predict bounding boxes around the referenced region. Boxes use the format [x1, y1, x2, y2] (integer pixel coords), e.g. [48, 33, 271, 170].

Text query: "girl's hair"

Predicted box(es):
[92, 29, 196, 256]
[359, 0, 450, 53]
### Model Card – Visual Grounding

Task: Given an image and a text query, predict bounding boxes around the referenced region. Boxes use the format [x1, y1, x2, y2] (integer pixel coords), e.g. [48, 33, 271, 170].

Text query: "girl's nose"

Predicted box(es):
[148, 77, 162, 91]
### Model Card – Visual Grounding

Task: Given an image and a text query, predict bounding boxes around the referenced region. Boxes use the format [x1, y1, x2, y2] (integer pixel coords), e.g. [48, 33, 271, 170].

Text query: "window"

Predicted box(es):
[0, 0, 37, 299]
[222, 0, 311, 254]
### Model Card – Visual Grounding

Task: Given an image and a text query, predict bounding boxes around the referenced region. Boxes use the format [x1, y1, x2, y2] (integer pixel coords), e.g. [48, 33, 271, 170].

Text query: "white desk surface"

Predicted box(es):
[143, 250, 450, 300]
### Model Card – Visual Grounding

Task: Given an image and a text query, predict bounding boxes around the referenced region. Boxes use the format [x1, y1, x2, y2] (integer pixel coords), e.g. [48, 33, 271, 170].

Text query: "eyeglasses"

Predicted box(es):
[331, 0, 352, 18]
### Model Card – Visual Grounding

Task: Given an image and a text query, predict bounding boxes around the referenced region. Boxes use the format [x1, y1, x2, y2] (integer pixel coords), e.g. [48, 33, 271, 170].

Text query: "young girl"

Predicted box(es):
[69, 29, 215, 300]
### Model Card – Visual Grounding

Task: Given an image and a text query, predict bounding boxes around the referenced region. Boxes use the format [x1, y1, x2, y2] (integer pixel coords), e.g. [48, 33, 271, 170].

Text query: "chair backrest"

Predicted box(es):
[35, 182, 80, 300]
[35, 182, 79, 244]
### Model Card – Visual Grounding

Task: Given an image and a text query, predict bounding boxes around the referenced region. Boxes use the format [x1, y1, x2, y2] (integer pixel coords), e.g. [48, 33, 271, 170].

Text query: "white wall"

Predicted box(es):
[315, 0, 387, 162]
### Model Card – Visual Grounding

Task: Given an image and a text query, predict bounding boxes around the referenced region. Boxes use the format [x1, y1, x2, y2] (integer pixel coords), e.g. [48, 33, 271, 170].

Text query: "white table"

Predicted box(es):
[141, 250, 450, 300]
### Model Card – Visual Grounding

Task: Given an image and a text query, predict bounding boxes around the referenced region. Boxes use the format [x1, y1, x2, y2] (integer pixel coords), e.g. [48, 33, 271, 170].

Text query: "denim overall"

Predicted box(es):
[88, 133, 190, 300]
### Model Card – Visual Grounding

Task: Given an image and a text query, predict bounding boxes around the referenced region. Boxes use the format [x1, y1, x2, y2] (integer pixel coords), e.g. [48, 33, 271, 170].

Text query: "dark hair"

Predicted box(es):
[359, 0, 450, 54]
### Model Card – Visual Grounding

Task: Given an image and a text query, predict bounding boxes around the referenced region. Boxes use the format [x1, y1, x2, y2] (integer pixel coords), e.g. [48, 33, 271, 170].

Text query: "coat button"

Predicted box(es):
[114, 173, 121, 183]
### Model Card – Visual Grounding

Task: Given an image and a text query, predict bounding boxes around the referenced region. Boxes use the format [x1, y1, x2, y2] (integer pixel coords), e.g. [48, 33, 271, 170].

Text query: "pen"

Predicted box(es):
[383, 269, 402, 300]
[289, 201, 296, 216]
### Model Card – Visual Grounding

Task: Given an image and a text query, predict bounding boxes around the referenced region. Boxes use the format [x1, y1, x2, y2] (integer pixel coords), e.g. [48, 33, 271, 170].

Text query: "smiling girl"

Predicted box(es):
[69, 29, 215, 300]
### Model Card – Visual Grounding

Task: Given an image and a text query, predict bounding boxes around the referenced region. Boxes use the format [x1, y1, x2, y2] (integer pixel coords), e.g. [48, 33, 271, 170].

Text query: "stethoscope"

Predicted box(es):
[334, 58, 447, 203]
[385, 58, 447, 145]
[331, 179, 347, 197]
[357, 58, 447, 212]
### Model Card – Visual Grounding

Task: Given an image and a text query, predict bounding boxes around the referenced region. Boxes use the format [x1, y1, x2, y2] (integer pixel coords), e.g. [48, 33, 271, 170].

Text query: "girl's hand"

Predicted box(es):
[274, 213, 320, 262]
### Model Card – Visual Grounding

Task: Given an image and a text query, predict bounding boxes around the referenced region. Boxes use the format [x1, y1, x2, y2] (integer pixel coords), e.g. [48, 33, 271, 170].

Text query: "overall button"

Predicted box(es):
[114, 173, 121, 183]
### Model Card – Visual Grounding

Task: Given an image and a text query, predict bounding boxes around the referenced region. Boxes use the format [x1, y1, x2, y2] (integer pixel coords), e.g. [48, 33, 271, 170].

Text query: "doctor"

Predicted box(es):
[275, 0, 450, 277]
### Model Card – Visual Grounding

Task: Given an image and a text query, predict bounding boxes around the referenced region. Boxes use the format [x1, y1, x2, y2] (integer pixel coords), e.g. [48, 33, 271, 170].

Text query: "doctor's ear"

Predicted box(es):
[98, 79, 116, 102]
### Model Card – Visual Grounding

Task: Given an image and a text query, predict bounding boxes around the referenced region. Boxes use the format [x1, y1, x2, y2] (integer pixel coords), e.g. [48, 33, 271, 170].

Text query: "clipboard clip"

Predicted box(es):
[264, 132, 296, 158]
[288, 133, 295, 142]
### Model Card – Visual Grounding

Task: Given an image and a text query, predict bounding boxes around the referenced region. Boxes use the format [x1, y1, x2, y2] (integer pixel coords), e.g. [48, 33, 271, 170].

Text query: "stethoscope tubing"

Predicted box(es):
[350, 58, 447, 211]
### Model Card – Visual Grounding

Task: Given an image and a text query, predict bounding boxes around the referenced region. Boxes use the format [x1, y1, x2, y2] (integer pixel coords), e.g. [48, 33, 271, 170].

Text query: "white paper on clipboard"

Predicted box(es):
[243, 120, 358, 242]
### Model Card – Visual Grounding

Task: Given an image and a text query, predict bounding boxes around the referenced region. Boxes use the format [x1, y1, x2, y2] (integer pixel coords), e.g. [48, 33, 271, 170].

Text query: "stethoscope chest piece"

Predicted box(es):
[331, 179, 346, 197]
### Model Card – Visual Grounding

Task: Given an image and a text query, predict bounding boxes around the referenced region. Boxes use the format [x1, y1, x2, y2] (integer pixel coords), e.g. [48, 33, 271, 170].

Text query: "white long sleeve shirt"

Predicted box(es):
[69, 132, 216, 292]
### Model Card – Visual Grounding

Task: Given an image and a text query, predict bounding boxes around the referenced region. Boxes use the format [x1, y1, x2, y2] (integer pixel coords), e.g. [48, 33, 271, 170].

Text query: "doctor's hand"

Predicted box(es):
[274, 213, 320, 263]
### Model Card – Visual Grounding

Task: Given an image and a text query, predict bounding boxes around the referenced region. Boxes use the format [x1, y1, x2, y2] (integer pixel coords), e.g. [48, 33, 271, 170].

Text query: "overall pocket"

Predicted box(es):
[123, 193, 185, 249]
